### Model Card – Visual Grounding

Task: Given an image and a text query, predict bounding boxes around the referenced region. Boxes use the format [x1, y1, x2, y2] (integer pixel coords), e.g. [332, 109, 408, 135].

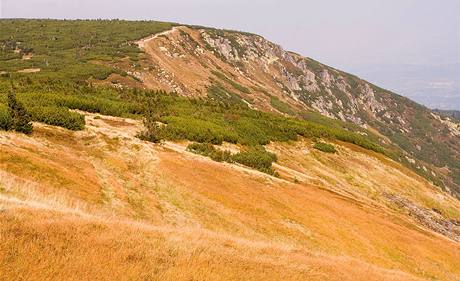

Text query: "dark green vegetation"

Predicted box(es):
[27, 106, 85, 131]
[313, 142, 337, 153]
[231, 146, 278, 175]
[207, 83, 248, 107]
[138, 92, 384, 153]
[0, 104, 11, 130]
[137, 93, 167, 143]
[211, 71, 251, 94]
[186, 142, 233, 163]
[0, 83, 143, 131]
[187, 142, 277, 175]
[0, 19, 175, 80]
[0, 19, 173, 131]
[4, 92, 32, 134]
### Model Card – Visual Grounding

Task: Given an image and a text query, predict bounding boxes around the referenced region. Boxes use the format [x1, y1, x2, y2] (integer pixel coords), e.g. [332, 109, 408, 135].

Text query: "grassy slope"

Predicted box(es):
[1, 19, 460, 280]
[0, 204, 424, 281]
[1, 113, 459, 280]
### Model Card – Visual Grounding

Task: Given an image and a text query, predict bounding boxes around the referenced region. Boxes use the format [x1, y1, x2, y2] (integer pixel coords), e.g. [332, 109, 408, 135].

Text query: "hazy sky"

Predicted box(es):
[1, 0, 459, 109]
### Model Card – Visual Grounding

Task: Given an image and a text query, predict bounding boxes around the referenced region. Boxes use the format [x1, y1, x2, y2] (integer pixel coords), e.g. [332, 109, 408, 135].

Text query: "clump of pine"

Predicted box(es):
[7, 91, 33, 134]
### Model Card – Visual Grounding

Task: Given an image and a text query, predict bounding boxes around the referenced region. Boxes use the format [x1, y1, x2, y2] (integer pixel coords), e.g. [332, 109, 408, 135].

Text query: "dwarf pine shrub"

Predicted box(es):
[187, 142, 233, 162]
[27, 106, 85, 130]
[7, 91, 32, 134]
[231, 146, 278, 175]
[313, 142, 337, 153]
[0, 104, 13, 130]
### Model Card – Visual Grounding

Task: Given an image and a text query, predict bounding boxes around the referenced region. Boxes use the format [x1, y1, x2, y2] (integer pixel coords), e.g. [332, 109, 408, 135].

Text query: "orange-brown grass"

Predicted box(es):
[0, 113, 459, 280]
[0, 200, 424, 281]
[267, 140, 460, 220]
[154, 149, 460, 280]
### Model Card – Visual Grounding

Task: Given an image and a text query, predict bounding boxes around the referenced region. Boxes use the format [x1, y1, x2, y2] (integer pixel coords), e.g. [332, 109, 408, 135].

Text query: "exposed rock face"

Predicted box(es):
[130, 26, 460, 197]
[431, 112, 460, 137]
[198, 29, 400, 125]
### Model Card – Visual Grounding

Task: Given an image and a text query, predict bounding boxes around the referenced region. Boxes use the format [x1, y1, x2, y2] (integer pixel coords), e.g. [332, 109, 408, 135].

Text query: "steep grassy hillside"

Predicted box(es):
[1, 113, 459, 280]
[1, 19, 460, 280]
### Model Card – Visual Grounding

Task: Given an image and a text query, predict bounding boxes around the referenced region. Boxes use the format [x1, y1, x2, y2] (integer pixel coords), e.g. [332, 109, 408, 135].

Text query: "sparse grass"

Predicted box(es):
[0, 203, 426, 281]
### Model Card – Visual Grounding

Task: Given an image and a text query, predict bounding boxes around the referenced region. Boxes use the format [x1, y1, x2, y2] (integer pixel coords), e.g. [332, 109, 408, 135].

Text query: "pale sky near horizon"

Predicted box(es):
[1, 0, 459, 109]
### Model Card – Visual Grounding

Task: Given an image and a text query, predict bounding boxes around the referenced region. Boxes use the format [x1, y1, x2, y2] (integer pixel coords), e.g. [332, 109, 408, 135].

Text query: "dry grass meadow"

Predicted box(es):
[1, 113, 459, 281]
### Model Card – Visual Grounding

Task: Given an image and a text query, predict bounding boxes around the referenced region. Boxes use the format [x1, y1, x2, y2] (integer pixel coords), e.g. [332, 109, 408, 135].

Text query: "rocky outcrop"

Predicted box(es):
[198, 28, 416, 130]
[385, 193, 460, 243]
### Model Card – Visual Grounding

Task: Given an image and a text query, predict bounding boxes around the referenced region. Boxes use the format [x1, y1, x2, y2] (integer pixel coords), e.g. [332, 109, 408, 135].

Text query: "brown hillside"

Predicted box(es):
[1, 113, 459, 280]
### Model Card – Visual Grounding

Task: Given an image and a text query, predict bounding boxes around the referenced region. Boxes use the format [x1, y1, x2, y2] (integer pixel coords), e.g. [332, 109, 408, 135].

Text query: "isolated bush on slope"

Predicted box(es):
[313, 142, 337, 153]
[138, 95, 167, 143]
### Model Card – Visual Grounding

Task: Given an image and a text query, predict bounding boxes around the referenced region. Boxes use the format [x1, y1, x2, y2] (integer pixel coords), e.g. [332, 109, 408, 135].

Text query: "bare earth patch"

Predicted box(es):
[17, 68, 41, 73]
[22, 53, 33, 60]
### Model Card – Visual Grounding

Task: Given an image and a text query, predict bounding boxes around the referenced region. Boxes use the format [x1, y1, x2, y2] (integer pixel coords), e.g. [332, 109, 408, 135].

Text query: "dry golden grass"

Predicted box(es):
[1, 114, 459, 280]
[267, 140, 460, 220]
[0, 200, 425, 281]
